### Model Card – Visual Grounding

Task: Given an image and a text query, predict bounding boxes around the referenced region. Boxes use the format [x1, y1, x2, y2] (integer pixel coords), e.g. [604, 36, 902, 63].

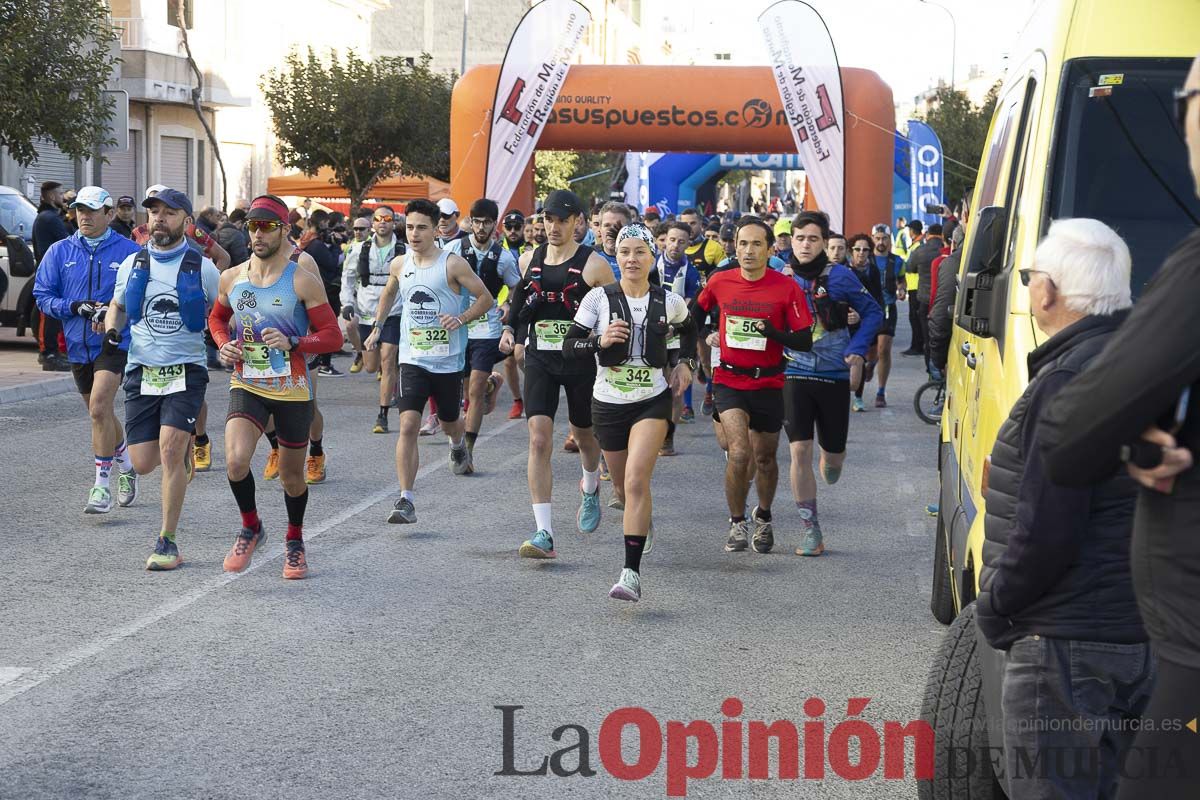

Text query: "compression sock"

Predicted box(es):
[95, 455, 113, 489]
[582, 466, 600, 494]
[379, 405, 389, 419]
[465, 431, 479, 452]
[533, 503, 553, 535]
[624, 536, 646, 573]
[229, 473, 259, 530]
[683, 385, 693, 410]
[265, 430, 279, 451]
[309, 438, 323, 457]
[113, 439, 130, 472]
[797, 499, 818, 527]
[284, 488, 309, 541]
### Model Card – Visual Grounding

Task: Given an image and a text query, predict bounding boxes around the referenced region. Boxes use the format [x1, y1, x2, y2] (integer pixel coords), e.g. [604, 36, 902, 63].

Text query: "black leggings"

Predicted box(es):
[1116, 657, 1200, 798]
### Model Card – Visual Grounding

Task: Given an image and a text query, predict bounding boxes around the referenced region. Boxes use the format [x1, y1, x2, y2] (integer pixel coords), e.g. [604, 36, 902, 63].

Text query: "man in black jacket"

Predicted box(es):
[978, 218, 1152, 799]
[905, 223, 943, 370]
[31, 180, 70, 370]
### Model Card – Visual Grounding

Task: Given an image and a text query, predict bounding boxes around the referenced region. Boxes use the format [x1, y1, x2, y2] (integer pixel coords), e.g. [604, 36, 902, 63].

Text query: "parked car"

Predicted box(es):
[0, 185, 42, 337]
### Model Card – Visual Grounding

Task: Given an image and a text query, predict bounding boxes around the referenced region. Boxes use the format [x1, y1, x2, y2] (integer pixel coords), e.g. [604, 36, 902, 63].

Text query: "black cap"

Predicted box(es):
[503, 210, 525, 226]
[719, 223, 736, 240]
[542, 189, 584, 219]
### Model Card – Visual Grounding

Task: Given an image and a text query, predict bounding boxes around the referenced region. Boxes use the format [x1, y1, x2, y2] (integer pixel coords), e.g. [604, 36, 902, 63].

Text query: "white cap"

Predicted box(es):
[145, 184, 170, 199]
[71, 186, 113, 209]
[436, 198, 459, 216]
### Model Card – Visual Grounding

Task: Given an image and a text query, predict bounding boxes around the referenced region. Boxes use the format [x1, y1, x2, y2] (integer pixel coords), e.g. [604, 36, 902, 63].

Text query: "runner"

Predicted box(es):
[846, 233, 885, 412]
[655, 221, 702, 452]
[869, 224, 906, 408]
[499, 210, 528, 419]
[693, 215, 813, 554]
[104, 189, 221, 570]
[444, 198, 522, 460]
[366, 199, 494, 523]
[208, 194, 344, 579]
[341, 205, 405, 434]
[782, 212, 883, 556]
[344, 215, 372, 373]
[499, 189, 615, 559]
[563, 223, 696, 601]
[434, 198, 470, 248]
[679, 207, 725, 278]
[33, 186, 142, 513]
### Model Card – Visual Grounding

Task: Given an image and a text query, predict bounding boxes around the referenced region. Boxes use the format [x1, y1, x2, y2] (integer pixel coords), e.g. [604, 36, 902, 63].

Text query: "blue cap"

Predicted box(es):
[143, 188, 192, 217]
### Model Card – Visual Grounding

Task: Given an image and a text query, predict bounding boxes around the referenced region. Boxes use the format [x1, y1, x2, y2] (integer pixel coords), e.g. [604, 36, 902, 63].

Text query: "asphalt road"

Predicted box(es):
[0, 322, 946, 799]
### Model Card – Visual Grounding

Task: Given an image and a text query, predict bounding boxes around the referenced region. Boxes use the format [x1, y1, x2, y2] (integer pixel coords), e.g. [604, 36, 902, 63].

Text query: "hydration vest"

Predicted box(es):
[657, 256, 689, 297]
[463, 241, 505, 297]
[879, 252, 900, 297]
[125, 246, 207, 333]
[519, 243, 590, 321]
[358, 236, 405, 287]
[686, 242, 710, 276]
[597, 282, 671, 368]
[805, 264, 849, 332]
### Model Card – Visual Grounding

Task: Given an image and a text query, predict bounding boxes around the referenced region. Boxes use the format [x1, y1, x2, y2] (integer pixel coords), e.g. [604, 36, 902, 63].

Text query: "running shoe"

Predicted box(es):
[607, 496, 625, 510]
[577, 481, 601, 533]
[84, 485, 113, 514]
[263, 448, 280, 480]
[701, 392, 714, 417]
[376, 370, 382, 382]
[184, 439, 195, 484]
[349, 353, 363, 374]
[146, 536, 182, 570]
[724, 519, 750, 552]
[484, 373, 504, 415]
[608, 568, 641, 602]
[450, 443, 473, 476]
[519, 529, 556, 559]
[388, 497, 417, 524]
[821, 461, 842, 485]
[373, 413, 388, 434]
[193, 440, 212, 472]
[600, 457, 611, 481]
[644, 521, 654, 556]
[419, 413, 441, 436]
[679, 407, 695, 423]
[282, 540, 308, 579]
[563, 434, 579, 453]
[796, 523, 825, 557]
[750, 506, 774, 554]
[874, 392, 887, 409]
[926, 503, 940, 517]
[305, 454, 326, 484]
[223, 524, 266, 572]
[508, 399, 524, 419]
[117, 469, 138, 507]
[659, 434, 676, 457]
[317, 364, 344, 377]
[852, 397, 866, 413]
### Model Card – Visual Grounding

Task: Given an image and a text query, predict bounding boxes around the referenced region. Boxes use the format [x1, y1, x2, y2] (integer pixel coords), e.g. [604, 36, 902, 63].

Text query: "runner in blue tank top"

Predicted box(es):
[366, 199, 494, 525]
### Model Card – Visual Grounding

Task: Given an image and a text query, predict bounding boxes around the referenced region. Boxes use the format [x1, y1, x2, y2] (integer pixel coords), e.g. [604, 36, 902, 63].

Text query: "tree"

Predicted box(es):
[261, 49, 454, 211]
[0, 0, 120, 165]
[534, 151, 579, 194]
[534, 150, 622, 209]
[916, 82, 1000, 207]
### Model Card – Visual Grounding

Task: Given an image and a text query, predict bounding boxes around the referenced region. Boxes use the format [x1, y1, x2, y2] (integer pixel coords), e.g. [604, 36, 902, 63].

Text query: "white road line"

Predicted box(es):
[0, 668, 30, 687]
[0, 417, 523, 707]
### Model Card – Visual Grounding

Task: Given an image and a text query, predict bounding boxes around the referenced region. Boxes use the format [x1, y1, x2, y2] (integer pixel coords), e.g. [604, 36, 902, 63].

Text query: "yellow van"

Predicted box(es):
[920, 1, 1200, 797]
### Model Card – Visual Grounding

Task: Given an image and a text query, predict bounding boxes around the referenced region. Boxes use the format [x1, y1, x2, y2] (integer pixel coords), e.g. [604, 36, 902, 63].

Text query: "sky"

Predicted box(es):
[664, 0, 1038, 103]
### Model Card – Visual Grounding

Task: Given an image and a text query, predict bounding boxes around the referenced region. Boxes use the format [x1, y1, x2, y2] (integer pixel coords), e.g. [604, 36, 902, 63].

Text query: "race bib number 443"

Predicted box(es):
[533, 320, 572, 351]
[409, 326, 450, 357]
[725, 315, 768, 351]
[141, 364, 186, 396]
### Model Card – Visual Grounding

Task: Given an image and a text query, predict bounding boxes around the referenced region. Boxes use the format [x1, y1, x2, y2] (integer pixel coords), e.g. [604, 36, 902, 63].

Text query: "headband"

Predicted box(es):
[615, 223, 656, 253]
[249, 195, 290, 224]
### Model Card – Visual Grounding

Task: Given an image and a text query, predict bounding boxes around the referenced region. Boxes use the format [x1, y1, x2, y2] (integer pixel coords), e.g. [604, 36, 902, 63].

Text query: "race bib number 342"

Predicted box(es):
[141, 364, 186, 396]
[725, 315, 768, 351]
[602, 365, 656, 401]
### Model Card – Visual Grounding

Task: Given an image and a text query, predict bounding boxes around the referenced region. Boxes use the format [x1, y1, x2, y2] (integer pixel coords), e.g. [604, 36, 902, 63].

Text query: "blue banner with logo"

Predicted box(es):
[907, 120, 944, 228]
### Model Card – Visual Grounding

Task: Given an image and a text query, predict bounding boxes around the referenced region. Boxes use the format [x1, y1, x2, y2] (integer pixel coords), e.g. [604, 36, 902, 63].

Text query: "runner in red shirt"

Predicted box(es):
[694, 216, 814, 554]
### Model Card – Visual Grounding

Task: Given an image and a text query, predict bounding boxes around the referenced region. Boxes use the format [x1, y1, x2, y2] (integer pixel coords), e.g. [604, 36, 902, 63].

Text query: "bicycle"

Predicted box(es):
[914, 378, 946, 425]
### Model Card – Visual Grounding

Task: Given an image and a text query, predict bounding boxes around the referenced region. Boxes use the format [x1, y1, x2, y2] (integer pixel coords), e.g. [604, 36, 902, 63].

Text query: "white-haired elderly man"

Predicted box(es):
[976, 217, 1154, 800]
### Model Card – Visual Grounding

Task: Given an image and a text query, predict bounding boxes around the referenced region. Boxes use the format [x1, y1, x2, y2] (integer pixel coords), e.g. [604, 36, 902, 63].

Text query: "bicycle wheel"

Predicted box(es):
[914, 380, 945, 425]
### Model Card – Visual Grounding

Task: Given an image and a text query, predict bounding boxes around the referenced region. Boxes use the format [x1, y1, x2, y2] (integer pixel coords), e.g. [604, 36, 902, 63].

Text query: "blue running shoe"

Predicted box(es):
[519, 529, 556, 559]
[577, 481, 601, 533]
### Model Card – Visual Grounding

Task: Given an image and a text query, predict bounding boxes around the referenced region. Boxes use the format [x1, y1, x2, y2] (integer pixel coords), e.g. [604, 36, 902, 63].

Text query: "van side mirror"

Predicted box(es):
[956, 206, 1008, 338]
[5, 235, 35, 278]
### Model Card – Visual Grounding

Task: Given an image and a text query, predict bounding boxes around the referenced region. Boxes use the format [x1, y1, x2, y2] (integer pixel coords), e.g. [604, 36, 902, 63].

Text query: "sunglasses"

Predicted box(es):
[440, 213, 456, 220]
[246, 220, 283, 234]
[851, 247, 871, 252]
[1018, 268, 1052, 287]
[373, 215, 395, 222]
[1174, 87, 1199, 132]
[353, 226, 370, 232]
[503, 223, 522, 229]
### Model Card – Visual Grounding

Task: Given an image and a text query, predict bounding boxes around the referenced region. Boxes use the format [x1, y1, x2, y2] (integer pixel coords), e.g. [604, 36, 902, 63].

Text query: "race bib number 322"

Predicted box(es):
[725, 315, 768, 351]
[141, 364, 186, 396]
[409, 326, 450, 357]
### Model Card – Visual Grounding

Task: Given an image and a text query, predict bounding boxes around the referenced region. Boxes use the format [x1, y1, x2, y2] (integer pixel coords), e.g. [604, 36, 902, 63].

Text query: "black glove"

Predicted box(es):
[71, 301, 97, 319]
[341, 304, 355, 321]
[101, 328, 122, 357]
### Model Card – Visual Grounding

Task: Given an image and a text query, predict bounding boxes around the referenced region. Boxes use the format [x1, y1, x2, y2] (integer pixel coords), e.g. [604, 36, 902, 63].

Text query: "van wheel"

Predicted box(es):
[930, 508, 956, 624]
[917, 603, 1007, 800]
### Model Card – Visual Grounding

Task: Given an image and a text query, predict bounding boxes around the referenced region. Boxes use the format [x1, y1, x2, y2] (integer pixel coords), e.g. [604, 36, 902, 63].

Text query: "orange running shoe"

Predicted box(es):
[223, 524, 266, 573]
[305, 454, 326, 484]
[508, 398, 524, 419]
[263, 448, 280, 480]
[283, 540, 308, 579]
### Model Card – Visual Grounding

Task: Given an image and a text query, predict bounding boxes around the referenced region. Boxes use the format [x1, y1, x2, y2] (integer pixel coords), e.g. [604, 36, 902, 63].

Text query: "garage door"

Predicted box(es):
[160, 136, 192, 194]
[102, 130, 141, 201]
[28, 139, 79, 189]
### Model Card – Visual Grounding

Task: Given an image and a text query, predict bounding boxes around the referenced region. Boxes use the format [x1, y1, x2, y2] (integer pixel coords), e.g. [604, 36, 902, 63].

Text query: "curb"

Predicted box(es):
[0, 376, 75, 405]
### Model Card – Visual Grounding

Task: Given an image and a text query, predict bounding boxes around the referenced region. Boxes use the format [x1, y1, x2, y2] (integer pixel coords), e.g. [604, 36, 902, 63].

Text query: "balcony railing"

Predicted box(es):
[112, 17, 183, 56]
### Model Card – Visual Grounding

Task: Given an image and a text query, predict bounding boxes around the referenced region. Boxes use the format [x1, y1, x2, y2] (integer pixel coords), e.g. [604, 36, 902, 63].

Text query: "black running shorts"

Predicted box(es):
[592, 390, 672, 451]
[523, 359, 595, 428]
[71, 347, 128, 395]
[396, 363, 462, 421]
[783, 376, 850, 452]
[712, 383, 784, 434]
[228, 387, 314, 449]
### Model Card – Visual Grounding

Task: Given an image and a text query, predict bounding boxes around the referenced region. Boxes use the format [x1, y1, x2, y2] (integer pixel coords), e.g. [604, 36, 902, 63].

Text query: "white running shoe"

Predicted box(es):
[608, 568, 642, 602]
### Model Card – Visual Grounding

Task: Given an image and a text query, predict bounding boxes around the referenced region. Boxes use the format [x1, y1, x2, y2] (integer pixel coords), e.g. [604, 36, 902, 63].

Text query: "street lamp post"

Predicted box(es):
[920, 0, 957, 90]
[460, 0, 469, 76]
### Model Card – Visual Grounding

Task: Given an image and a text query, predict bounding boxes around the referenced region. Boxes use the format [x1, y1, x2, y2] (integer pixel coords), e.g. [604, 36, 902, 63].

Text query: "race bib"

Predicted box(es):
[141, 364, 186, 396]
[241, 342, 290, 379]
[666, 331, 680, 350]
[468, 313, 491, 333]
[602, 365, 656, 402]
[409, 326, 450, 357]
[533, 320, 572, 351]
[725, 315, 768, 351]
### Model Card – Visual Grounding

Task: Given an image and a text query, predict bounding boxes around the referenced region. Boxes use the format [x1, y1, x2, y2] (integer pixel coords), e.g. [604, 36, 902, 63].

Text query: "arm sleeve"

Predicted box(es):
[563, 289, 603, 359]
[1040, 235, 1200, 485]
[986, 372, 1094, 618]
[507, 274, 531, 339]
[32, 245, 73, 320]
[295, 302, 343, 354]
[208, 300, 233, 348]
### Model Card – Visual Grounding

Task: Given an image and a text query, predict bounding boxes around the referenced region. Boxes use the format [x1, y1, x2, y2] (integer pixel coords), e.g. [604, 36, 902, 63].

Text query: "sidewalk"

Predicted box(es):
[0, 327, 74, 405]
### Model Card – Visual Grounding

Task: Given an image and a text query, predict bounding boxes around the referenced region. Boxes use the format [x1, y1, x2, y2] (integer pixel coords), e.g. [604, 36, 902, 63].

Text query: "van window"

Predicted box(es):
[0, 192, 38, 243]
[1048, 58, 1200, 295]
[976, 93, 1022, 209]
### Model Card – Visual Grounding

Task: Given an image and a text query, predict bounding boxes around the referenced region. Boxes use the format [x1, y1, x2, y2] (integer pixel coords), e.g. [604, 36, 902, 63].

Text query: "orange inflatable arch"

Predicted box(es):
[450, 65, 895, 235]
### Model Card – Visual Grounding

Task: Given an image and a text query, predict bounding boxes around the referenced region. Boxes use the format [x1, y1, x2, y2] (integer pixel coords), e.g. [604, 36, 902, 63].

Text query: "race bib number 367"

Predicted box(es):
[141, 364, 186, 396]
[533, 320, 572, 351]
[725, 315, 768, 351]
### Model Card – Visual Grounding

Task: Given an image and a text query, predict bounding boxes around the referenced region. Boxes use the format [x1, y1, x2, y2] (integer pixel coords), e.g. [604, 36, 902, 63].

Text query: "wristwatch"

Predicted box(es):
[288, 335, 300, 350]
[682, 357, 699, 372]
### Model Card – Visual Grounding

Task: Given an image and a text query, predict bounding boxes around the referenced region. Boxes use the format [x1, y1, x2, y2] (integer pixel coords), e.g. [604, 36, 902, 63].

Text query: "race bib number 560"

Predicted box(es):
[725, 315, 768, 351]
